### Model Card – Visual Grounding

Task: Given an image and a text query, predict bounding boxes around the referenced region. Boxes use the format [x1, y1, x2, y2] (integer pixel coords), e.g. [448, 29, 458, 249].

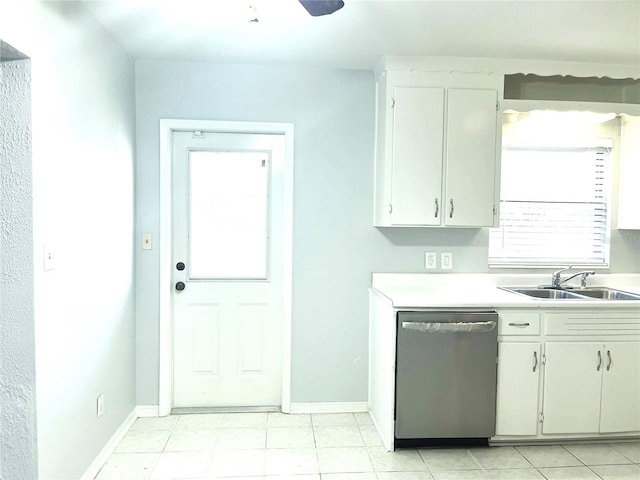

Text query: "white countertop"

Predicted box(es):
[371, 273, 640, 309]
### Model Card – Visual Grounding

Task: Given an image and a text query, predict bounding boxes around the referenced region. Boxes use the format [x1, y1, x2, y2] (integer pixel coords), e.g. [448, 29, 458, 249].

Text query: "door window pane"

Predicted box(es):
[189, 150, 269, 279]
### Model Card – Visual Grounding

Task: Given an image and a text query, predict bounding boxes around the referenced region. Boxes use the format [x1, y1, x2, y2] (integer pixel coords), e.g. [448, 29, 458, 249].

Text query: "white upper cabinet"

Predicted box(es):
[390, 87, 444, 226]
[617, 115, 640, 230]
[374, 66, 502, 227]
[445, 88, 499, 227]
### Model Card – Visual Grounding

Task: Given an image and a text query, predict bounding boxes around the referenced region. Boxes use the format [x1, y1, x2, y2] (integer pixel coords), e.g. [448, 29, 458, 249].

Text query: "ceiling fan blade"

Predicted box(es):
[298, 0, 345, 16]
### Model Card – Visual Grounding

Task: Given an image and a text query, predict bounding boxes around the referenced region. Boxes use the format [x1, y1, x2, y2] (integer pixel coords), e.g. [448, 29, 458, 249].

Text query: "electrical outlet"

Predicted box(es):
[96, 394, 104, 419]
[425, 252, 437, 269]
[441, 252, 453, 270]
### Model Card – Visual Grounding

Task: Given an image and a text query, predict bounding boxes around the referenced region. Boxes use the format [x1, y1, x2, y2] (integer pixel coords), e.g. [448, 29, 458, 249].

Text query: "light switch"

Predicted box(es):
[142, 233, 153, 250]
[43, 243, 55, 271]
[441, 252, 453, 270]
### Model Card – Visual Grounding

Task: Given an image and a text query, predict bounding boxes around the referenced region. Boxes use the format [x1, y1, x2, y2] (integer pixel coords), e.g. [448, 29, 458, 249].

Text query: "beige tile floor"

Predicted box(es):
[95, 413, 640, 480]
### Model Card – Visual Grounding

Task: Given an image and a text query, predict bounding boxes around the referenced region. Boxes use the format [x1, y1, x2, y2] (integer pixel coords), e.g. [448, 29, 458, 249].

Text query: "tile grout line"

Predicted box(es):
[312, 413, 321, 477]
[467, 447, 484, 471]
[584, 463, 608, 480]
[560, 443, 589, 466]
[474, 445, 539, 474]
[105, 414, 640, 479]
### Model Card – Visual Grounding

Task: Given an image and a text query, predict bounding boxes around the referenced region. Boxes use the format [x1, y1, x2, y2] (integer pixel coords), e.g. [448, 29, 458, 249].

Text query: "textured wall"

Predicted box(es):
[1, 3, 137, 478]
[0, 56, 38, 480]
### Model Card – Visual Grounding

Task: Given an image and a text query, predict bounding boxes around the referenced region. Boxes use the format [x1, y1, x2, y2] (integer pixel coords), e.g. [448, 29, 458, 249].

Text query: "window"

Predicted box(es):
[489, 140, 612, 267]
[189, 150, 270, 279]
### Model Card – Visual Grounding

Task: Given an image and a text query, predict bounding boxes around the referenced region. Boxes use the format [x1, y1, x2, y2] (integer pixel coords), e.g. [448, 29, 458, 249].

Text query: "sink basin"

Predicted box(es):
[502, 287, 589, 300]
[566, 288, 640, 300]
[500, 286, 640, 301]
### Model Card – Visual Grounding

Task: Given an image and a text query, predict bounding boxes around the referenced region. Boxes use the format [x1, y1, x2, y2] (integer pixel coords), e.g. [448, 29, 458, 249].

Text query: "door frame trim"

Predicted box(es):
[158, 119, 294, 416]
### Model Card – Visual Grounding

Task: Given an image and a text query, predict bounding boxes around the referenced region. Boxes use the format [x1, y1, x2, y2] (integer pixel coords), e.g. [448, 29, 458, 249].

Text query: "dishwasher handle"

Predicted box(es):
[401, 320, 497, 333]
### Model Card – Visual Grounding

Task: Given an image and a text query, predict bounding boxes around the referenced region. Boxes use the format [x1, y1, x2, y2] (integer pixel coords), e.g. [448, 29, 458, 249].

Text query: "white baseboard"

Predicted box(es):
[80, 408, 137, 480]
[288, 402, 369, 414]
[136, 405, 160, 417]
[140, 403, 368, 415]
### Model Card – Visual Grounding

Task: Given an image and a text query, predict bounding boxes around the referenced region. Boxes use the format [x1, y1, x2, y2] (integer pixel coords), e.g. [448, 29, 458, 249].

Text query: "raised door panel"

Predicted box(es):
[444, 88, 497, 227]
[542, 342, 603, 434]
[495, 342, 541, 436]
[390, 86, 444, 225]
[600, 342, 640, 432]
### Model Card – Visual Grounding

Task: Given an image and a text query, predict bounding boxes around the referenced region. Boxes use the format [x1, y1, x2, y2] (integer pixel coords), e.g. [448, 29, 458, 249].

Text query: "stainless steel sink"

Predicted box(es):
[500, 286, 640, 300]
[566, 287, 640, 300]
[501, 287, 589, 300]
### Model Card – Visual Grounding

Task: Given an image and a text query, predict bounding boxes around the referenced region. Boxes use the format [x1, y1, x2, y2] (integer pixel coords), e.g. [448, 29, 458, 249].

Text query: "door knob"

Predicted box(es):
[175, 281, 186, 291]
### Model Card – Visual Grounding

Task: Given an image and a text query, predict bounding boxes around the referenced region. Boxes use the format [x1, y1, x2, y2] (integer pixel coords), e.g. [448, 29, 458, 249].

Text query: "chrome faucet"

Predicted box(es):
[551, 265, 596, 289]
[551, 266, 573, 287]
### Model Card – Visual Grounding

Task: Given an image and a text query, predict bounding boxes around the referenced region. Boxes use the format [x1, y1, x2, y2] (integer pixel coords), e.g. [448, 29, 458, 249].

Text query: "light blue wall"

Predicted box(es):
[135, 59, 640, 406]
[135, 61, 379, 404]
[1, 3, 137, 478]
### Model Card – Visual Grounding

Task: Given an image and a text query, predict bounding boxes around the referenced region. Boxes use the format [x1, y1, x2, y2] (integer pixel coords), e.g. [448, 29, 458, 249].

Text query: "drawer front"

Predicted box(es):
[499, 312, 540, 335]
[545, 311, 640, 336]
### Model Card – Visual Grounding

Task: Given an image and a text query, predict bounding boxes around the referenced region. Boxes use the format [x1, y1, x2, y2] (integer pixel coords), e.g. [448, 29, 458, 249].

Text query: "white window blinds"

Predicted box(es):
[489, 142, 612, 267]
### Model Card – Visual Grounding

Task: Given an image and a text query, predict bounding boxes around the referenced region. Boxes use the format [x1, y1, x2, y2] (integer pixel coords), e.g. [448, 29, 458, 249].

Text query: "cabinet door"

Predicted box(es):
[495, 342, 541, 436]
[542, 342, 603, 434]
[617, 116, 640, 229]
[390, 87, 444, 225]
[600, 342, 640, 433]
[444, 89, 497, 227]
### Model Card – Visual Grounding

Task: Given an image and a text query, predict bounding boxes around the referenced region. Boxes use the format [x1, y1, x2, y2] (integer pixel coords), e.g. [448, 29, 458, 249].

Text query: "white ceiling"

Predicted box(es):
[83, 0, 640, 70]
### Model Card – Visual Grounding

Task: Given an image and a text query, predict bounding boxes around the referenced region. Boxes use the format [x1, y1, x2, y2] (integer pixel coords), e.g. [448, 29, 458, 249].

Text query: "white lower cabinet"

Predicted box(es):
[542, 342, 603, 434]
[543, 341, 640, 434]
[599, 342, 640, 433]
[495, 311, 541, 437]
[495, 342, 541, 436]
[495, 309, 640, 442]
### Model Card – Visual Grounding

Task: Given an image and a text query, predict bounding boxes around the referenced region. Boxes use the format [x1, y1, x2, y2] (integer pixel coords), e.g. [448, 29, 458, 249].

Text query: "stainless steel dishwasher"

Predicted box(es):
[395, 311, 498, 445]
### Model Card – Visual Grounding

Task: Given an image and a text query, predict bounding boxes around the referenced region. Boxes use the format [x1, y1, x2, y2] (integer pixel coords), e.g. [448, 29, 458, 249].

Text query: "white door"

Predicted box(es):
[172, 131, 285, 408]
[600, 341, 640, 432]
[495, 342, 541, 436]
[542, 342, 603, 434]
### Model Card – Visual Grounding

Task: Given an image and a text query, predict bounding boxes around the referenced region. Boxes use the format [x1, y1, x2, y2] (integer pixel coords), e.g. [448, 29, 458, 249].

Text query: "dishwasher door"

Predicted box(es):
[395, 311, 498, 440]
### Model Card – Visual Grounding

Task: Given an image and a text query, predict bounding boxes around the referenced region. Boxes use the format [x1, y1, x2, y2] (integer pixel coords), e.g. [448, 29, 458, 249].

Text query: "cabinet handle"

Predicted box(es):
[597, 350, 602, 371]
[434, 198, 439, 218]
[449, 199, 454, 218]
[533, 351, 538, 372]
[606, 350, 612, 371]
[508, 322, 530, 327]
